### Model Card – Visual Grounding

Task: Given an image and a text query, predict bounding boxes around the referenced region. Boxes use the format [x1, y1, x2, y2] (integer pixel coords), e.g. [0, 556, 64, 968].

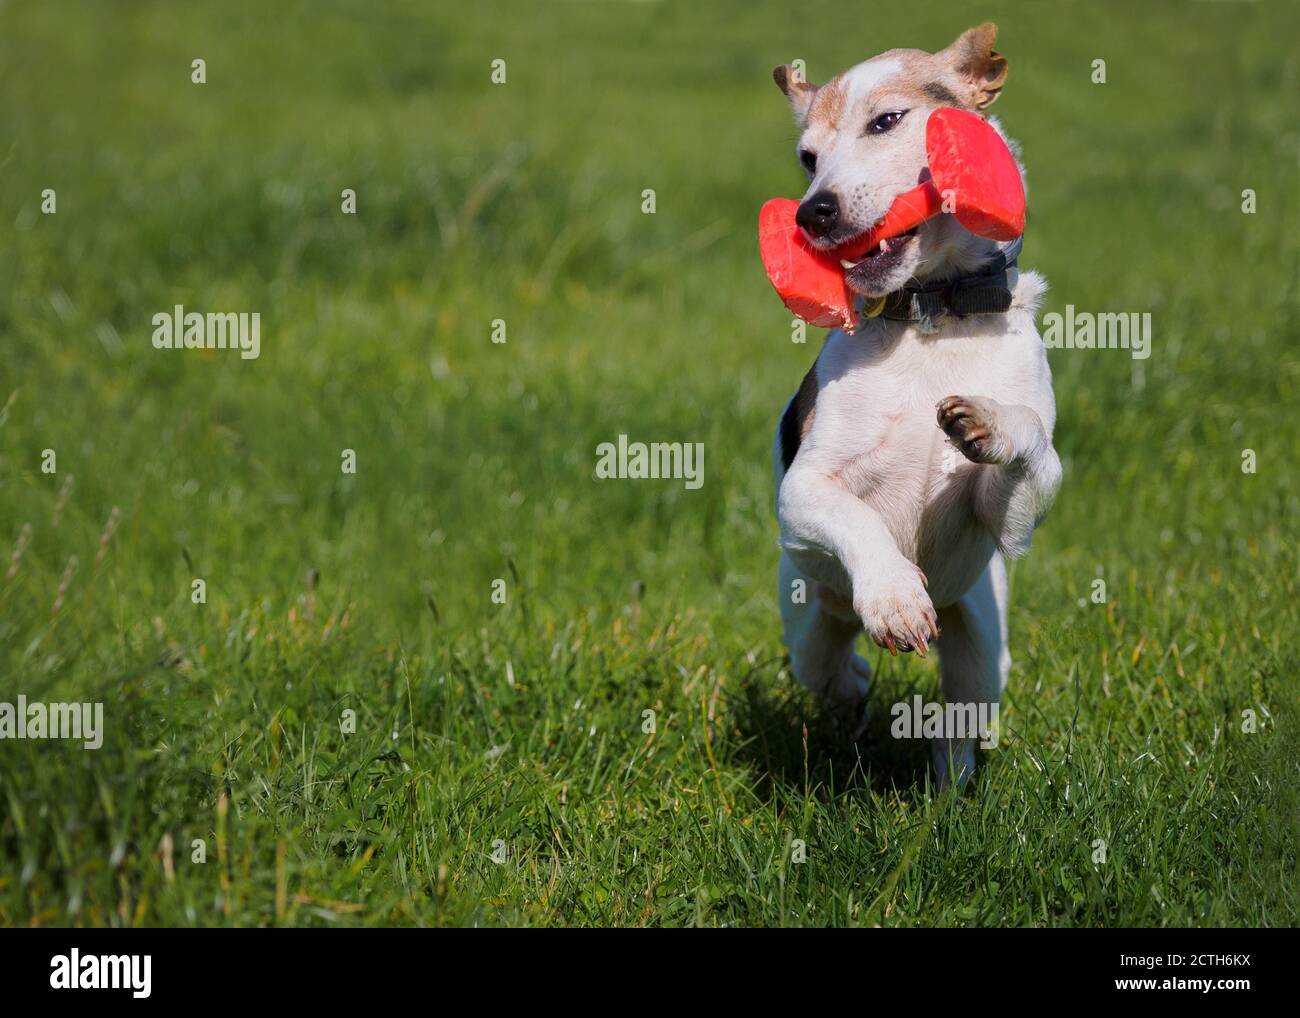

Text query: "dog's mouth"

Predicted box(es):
[839, 227, 919, 293]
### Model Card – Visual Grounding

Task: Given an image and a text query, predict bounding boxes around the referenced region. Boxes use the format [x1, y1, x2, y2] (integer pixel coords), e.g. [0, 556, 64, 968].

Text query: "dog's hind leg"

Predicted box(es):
[932, 552, 1010, 789]
[778, 551, 872, 712]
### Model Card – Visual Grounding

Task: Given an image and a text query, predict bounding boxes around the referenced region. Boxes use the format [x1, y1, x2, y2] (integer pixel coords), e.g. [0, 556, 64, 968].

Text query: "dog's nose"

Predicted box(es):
[796, 190, 839, 238]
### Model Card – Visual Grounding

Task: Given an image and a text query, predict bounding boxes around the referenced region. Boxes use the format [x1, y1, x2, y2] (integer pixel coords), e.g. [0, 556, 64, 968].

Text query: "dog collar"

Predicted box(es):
[859, 236, 1023, 327]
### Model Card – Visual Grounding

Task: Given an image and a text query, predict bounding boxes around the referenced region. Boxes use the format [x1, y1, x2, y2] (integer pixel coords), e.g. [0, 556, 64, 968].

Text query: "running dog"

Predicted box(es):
[771, 24, 1062, 787]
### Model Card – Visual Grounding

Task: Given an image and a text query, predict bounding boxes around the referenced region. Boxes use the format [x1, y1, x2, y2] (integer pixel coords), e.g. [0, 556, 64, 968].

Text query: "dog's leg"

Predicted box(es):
[778, 551, 872, 711]
[932, 553, 1010, 789]
[936, 395, 1063, 558]
[778, 467, 938, 655]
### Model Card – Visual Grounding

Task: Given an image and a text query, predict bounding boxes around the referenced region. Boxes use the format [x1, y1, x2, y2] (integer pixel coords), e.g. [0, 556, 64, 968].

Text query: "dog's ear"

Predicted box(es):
[773, 64, 817, 122]
[940, 23, 1008, 110]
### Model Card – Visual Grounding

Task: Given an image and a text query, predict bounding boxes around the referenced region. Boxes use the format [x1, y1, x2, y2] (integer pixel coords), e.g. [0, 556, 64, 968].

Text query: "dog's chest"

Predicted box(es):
[810, 324, 1036, 550]
[819, 328, 1010, 469]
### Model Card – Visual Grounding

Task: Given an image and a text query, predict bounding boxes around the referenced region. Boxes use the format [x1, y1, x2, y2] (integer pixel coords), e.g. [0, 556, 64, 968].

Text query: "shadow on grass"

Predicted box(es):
[729, 664, 934, 802]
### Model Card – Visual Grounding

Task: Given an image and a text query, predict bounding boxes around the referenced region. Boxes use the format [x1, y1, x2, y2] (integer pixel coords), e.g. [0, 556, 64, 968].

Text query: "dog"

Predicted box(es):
[770, 24, 1062, 787]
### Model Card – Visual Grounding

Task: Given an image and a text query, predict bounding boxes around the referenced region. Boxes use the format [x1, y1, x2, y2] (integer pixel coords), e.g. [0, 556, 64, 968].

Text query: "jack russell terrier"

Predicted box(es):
[770, 24, 1062, 787]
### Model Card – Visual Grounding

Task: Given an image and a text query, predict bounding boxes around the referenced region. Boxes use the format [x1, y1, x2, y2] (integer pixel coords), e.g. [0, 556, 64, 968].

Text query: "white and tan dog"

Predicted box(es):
[771, 24, 1062, 787]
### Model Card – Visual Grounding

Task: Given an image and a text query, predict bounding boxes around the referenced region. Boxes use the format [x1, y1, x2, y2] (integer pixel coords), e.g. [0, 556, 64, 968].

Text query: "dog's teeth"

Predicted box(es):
[840, 259, 858, 270]
[879, 239, 888, 252]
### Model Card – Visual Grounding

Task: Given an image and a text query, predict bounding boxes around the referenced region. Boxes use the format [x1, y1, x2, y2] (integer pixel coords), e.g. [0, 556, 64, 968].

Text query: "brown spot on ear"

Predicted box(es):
[780, 361, 819, 471]
[773, 64, 818, 120]
[943, 23, 1009, 110]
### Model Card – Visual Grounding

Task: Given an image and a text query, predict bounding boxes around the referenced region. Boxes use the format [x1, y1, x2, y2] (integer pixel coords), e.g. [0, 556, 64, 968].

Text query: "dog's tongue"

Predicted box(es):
[758, 198, 860, 332]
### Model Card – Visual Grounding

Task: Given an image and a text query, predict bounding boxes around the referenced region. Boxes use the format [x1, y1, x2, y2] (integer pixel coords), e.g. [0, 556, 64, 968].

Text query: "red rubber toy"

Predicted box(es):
[758, 197, 860, 331]
[759, 107, 1025, 330]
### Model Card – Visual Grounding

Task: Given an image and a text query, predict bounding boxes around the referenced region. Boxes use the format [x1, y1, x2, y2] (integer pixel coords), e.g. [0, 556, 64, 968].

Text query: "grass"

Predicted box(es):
[0, 0, 1296, 927]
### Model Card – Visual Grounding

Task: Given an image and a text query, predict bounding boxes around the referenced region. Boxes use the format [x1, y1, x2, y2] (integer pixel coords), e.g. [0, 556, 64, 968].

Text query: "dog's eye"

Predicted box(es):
[868, 110, 907, 134]
[799, 149, 817, 173]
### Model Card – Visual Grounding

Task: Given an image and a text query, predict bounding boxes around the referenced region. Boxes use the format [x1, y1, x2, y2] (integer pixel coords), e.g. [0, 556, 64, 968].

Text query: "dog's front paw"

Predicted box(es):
[854, 564, 938, 657]
[937, 395, 1014, 465]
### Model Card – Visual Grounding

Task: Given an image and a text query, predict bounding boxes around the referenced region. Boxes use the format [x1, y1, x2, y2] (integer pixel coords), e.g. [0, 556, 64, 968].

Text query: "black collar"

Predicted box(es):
[860, 236, 1023, 327]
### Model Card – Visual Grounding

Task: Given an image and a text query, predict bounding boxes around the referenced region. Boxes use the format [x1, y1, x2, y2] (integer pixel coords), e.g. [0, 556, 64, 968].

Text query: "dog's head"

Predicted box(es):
[774, 24, 1012, 298]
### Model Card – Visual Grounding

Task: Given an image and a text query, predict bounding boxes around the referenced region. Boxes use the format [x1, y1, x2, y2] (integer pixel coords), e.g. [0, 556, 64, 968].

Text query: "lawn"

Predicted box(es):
[0, 0, 1296, 927]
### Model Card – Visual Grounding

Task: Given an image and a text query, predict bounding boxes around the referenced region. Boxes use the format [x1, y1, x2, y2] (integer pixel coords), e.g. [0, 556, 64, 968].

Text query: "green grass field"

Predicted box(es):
[1, 0, 1296, 927]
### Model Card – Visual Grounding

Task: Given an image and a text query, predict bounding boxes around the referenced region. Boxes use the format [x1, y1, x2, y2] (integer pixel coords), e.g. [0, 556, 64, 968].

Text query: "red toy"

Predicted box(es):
[758, 197, 859, 330]
[759, 107, 1025, 330]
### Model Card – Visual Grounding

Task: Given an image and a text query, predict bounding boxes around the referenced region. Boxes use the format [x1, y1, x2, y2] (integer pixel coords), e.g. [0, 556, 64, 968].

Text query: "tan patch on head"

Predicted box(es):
[806, 75, 846, 130]
[921, 81, 961, 107]
[864, 51, 969, 112]
[844, 42, 1005, 119]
